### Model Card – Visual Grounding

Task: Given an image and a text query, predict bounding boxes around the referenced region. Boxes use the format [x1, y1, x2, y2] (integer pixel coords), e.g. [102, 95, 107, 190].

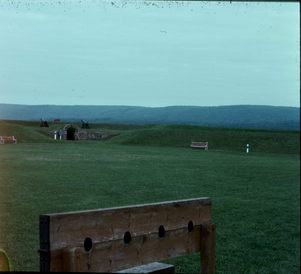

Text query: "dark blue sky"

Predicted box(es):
[0, 1, 299, 107]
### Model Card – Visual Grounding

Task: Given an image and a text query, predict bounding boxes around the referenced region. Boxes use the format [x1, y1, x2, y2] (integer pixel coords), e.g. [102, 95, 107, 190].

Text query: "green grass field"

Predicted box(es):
[0, 121, 300, 273]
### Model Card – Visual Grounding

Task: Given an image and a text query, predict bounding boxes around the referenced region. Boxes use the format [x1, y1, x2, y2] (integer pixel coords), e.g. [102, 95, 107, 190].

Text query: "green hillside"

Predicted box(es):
[105, 124, 300, 154]
[0, 120, 54, 143]
[0, 120, 299, 154]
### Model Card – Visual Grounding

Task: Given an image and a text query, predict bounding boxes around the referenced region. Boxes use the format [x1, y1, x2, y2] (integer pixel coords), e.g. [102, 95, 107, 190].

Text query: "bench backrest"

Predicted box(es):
[39, 198, 215, 273]
[191, 142, 208, 146]
[0, 136, 17, 144]
[191, 142, 208, 147]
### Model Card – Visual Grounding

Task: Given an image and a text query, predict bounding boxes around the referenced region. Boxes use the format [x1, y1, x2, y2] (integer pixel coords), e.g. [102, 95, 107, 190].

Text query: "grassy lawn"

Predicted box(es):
[0, 122, 300, 273]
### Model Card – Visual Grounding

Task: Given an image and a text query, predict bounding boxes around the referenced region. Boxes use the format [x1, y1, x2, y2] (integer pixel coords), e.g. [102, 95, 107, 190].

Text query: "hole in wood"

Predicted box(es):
[188, 220, 194, 232]
[124, 231, 132, 244]
[84, 237, 93, 252]
[158, 225, 165, 238]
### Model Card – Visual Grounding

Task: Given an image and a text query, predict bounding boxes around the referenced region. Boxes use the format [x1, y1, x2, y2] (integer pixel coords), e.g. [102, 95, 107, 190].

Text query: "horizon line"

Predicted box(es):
[0, 103, 299, 108]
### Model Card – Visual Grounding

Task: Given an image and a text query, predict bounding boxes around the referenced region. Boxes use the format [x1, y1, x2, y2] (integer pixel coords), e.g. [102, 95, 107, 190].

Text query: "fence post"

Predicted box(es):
[200, 223, 216, 274]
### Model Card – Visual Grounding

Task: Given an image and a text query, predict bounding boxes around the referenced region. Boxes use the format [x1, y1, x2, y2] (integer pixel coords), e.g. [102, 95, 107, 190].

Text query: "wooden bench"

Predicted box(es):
[0, 136, 17, 144]
[190, 142, 208, 150]
[39, 198, 216, 273]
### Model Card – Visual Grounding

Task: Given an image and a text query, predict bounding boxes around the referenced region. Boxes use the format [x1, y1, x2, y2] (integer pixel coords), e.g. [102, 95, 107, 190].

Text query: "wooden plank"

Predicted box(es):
[39, 215, 50, 272]
[116, 262, 175, 273]
[190, 142, 208, 149]
[40, 198, 212, 272]
[61, 225, 201, 272]
[200, 224, 216, 274]
[191, 142, 207, 145]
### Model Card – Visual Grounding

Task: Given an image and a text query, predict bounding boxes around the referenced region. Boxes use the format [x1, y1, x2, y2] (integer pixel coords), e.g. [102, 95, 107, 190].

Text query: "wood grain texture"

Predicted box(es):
[40, 197, 213, 272]
[200, 224, 216, 274]
[61, 226, 201, 272]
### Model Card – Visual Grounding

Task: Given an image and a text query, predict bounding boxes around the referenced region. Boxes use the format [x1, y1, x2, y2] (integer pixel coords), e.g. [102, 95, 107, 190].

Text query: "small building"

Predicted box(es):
[63, 124, 77, 140]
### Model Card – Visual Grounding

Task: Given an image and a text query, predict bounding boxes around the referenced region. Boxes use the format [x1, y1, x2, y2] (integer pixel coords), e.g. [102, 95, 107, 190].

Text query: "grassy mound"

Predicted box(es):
[0, 120, 299, 154]
[106, 124, 300, 154]
[0, 120, 54, 143]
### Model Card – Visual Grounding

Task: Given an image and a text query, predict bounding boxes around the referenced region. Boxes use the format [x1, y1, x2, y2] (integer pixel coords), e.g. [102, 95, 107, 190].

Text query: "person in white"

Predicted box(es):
[59, 129, 64, 140]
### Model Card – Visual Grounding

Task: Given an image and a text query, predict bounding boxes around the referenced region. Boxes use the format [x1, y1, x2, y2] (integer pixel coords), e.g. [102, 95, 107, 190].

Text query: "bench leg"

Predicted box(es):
[200, 223, 216, 274]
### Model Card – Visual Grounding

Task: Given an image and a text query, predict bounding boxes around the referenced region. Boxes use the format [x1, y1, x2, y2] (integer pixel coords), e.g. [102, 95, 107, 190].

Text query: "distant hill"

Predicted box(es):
[0, 104, 299, 130]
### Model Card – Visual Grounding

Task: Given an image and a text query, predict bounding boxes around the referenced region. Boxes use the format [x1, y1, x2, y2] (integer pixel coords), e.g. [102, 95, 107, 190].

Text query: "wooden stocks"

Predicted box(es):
[39, 197, 215, 273]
